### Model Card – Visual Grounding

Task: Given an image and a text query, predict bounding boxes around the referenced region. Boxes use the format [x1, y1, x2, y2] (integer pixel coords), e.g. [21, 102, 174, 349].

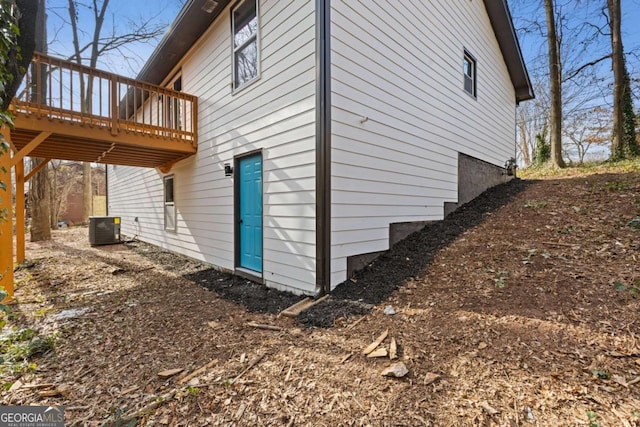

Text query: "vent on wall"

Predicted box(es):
[202, 0, 218, 13]
[89, 216, 121, 246]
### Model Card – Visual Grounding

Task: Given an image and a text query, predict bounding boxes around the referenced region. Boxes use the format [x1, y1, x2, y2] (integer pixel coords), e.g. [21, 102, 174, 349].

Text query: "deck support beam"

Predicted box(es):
[25, 158, 51, 182]
[0, 127, 14, 299]
[11, 131, 51, 167]
[15, 159, 25, 264]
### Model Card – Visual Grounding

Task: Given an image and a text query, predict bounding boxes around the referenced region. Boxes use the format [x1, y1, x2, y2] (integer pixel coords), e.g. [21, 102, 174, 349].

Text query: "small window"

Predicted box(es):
[164, 175, 176, 232]
[232, 0, 259, 89]
[463, 51, 476, 97]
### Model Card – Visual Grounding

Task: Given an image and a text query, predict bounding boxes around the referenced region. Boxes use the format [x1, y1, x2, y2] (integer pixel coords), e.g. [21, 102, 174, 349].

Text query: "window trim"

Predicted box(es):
[231, 0, 260, 92]
[163, 175, 176, 232]
[463, 49, 477, 99]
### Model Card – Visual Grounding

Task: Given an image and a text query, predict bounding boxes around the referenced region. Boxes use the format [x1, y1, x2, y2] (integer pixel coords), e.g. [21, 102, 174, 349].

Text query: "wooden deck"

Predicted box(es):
[1, 53, 200, 298]
[9, 52, 198, 170]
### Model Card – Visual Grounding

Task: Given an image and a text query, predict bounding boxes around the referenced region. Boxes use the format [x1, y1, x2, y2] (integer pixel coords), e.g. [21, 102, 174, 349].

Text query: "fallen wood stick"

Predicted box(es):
[627, 376, 640, 386]
[541, 241, 579, 247]
[177, 359, 218, 385]
[121, 390, 176, 423]
[231, 354, 265, 385]
[339, 353, 354, 364]
[284, 363, 293, 382]
[20, 383, 55, 390]
[246, 322, 283, 332]
[346, 316, 367, 329]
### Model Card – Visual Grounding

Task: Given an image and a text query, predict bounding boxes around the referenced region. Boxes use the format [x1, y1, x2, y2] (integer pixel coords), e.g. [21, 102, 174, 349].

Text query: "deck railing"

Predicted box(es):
[12, 52, 197, 145]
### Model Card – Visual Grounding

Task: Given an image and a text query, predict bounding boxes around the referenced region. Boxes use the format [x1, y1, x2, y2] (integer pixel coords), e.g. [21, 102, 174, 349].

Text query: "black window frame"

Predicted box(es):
[231, 0, 259, 91]
[163, 175, 176, 232]
[463, 49, 477, 98]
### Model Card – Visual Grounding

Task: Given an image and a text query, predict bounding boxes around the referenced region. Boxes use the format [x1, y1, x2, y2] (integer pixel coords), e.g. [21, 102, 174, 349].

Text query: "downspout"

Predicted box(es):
[105, 164, 109, 216]
[316, 0, 331, 296]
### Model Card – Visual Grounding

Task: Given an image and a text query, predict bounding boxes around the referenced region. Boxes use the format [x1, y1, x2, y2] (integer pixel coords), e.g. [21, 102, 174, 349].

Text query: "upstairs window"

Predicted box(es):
[232, 0, 259, 90]
[164, 175, 176, 232]
[463, 50, 476, 98]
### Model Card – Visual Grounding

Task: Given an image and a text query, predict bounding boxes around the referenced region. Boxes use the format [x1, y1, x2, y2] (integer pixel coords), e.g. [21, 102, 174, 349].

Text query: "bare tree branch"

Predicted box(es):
[563, 54, 611, 82]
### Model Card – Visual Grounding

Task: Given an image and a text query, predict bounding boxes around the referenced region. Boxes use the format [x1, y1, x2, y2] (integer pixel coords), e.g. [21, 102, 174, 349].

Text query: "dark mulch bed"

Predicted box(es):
[123, 237, 304, 314]
[125, 178, 531, 322]
[184, 269, 304, 314]
[297, 178, 533, 328]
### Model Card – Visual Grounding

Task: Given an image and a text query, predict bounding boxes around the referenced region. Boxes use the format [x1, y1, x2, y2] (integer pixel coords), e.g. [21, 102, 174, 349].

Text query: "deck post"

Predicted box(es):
[110, 75, 119, 136]
[15, 159, 25, 264]
[0, 127, 14, 299]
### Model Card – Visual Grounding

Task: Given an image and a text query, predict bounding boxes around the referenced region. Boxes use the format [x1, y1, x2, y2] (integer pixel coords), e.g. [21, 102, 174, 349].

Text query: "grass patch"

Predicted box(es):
[519, 159, 640, 179]
[0, 328, 56, 376]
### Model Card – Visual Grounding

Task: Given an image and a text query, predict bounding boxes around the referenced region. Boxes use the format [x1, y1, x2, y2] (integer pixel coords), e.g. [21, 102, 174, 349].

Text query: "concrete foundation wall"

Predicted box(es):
[458, 152, 512, 205]
[346, 152, 512, 278]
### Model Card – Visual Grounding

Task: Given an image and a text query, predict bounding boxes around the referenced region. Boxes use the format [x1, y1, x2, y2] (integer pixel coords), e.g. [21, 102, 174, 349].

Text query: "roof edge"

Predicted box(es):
[137, 0, 231, 85]
[483, 0, 535, 102]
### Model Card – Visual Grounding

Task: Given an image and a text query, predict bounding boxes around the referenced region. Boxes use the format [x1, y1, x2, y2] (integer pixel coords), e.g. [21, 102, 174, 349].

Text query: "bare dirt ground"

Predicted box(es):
[2, 169, 640, 426]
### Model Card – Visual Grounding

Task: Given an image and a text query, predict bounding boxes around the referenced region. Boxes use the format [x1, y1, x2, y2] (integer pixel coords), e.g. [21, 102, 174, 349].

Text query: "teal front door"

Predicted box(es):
[238, 153, 263, 273]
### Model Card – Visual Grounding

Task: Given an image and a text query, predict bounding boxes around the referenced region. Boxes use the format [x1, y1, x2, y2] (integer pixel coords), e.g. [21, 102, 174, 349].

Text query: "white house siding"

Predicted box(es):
[108, 0, 318, 295]
[329, 1, 517, 287]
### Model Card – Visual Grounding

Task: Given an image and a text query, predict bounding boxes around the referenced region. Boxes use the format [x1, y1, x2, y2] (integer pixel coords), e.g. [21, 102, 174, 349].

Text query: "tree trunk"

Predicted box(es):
[28, 0, 51, 238]
[608, 0, 624, 160]
[544, 0, 565, 168]
[82, 162, 92, 224]
[621, 61, 638, 157]
[517, 109, 531, 167]
[49, 165, 58, 230]
[30, 158, 51, 241]
[1, 0, 39, 111]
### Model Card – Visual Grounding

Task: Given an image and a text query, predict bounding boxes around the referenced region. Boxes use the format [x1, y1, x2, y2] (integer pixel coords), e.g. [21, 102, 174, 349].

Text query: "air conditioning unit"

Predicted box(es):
[89, 216, 121, 245]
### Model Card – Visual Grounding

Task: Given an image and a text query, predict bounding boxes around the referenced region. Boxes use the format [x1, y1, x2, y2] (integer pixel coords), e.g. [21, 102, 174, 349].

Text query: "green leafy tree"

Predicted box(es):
[621, 63, 638, 158]
[533, 124, 551, 167]
[1, 0, 39, 219]
[1, 0, 21, 226]
[1, 0, 38, 297]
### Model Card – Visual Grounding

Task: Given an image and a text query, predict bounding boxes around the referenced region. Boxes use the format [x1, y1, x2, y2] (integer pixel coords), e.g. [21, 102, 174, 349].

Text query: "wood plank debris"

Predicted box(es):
[246, 322, 283, 331]
[424, 372, 441, 385]
[37, 384, 72, 397]
[119, 385, 139, 396]
[363, 329, 389, 355]
[280, 295, 329, 318]
[177, 359, 218, 385]
[158, 368, 184, 378]
[389, 338, 398, 360]
[367, 347, 388, 358]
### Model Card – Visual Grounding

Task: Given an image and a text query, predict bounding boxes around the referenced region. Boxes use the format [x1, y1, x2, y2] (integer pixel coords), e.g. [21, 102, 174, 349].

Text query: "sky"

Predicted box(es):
[509, 0, 640, 75]
[46, 0, 640, 91]
[46, 0, 185, 77]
